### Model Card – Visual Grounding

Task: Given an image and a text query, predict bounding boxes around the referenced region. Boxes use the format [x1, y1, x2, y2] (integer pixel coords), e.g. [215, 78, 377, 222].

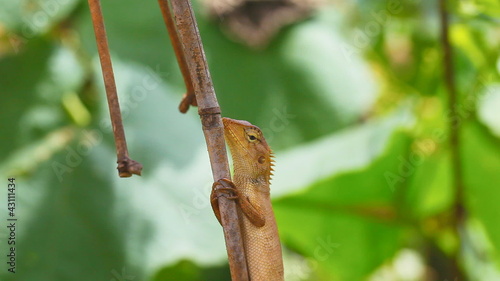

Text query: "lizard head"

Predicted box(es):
[222, 117, 274, 182]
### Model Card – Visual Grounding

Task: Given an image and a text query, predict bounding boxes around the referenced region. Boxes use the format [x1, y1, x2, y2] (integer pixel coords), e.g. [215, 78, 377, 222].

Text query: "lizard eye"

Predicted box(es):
[247, 134, 258, 142]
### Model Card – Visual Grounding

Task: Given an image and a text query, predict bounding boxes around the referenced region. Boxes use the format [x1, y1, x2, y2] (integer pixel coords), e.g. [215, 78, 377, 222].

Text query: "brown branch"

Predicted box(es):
[87, 0, 143, 177]
[439, 0, 465, 279]
[162, 0, 249, 279]
[157, 0, 197, 113]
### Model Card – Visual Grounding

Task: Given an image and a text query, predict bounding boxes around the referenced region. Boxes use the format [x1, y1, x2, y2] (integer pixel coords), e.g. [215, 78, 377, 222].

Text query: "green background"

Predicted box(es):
[0, 0, 499, 280]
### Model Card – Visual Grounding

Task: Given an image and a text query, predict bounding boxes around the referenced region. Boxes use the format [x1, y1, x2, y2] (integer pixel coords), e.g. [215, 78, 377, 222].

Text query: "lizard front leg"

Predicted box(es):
[210, 178, 238, 225]
[211, 178, 266, 227]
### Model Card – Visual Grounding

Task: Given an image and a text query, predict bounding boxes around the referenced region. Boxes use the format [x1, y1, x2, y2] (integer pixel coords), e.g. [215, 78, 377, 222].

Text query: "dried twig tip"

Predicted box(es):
[117, 156, 143, 177]
[179, 92, 198, 113]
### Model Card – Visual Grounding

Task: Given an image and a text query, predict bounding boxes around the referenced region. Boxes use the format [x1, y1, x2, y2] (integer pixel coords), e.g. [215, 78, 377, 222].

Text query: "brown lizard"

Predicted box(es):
[211, 117, 284, 281]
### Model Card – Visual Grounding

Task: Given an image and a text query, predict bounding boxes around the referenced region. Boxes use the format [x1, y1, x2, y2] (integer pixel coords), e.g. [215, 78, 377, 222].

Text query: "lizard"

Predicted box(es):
[211, 117, 284, 281]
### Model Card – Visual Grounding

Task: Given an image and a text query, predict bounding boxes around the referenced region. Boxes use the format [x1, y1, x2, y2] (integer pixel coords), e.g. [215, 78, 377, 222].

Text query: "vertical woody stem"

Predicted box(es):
[163, 0, 249, 279]
[439, 0, 465, 279]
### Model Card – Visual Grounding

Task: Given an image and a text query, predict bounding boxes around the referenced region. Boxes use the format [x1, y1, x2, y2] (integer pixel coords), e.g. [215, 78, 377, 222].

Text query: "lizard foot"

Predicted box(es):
[211, 178, 239, 200]
[210, 178, 239, 225]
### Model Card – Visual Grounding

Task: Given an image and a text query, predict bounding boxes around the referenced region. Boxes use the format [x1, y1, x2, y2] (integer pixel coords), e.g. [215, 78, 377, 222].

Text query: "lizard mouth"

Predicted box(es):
[223, 118, 252, 156]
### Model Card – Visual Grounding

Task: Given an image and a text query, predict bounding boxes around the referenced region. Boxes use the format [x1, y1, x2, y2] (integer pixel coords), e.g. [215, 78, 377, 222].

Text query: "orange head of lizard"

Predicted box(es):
[222, 117, 274, 182]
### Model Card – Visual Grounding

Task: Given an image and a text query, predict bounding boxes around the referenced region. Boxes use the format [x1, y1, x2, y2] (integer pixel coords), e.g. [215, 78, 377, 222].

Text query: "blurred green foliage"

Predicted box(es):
[0, 0, 499, 280]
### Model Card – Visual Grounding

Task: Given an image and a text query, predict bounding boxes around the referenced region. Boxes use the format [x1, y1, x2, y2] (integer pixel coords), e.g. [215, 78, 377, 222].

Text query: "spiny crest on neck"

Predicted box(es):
[268, 151, 275, 184]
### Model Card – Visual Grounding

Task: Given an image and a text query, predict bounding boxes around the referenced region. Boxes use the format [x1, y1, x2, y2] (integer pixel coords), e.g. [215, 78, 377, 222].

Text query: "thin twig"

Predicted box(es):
[164, 0, 249, 279]
[88, 0, 143, 177]
[439, 0, 465, 278]
[157, 0, 197, 113]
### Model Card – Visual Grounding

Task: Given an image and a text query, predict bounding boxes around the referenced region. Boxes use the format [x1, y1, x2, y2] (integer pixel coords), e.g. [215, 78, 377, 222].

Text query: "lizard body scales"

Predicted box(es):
[211, 117, 284, 281]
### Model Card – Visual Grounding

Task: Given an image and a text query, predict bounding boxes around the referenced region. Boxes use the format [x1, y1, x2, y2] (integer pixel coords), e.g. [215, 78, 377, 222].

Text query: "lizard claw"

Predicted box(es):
[212, 178, 239, 200]
[210, 178, 238, 225]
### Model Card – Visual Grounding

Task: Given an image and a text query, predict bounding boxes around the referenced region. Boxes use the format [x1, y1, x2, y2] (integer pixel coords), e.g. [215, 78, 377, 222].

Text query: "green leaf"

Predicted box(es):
[76, 1, 379, 150]
[0, 61, 227, 281]
[478, 84, 500, 137]
[463, 121, 500, 262]
[0, 38, 54, 160]
[404, 146, 453, 219]
[203, 11, 379, 149]
[151, 260, 230, 281]
[272, 106, 414, 197]
[274, 131, 412, 280]
[471, 0, 500, 17]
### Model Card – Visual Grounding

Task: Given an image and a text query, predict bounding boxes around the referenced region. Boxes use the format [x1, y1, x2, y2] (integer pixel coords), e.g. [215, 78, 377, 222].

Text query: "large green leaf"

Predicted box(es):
[0, 60, 227, 281]
[274, 132, 412, 280]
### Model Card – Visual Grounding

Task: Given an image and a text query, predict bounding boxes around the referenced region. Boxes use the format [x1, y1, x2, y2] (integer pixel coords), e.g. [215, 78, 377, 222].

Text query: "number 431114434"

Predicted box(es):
[8, 178, 15, 217]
